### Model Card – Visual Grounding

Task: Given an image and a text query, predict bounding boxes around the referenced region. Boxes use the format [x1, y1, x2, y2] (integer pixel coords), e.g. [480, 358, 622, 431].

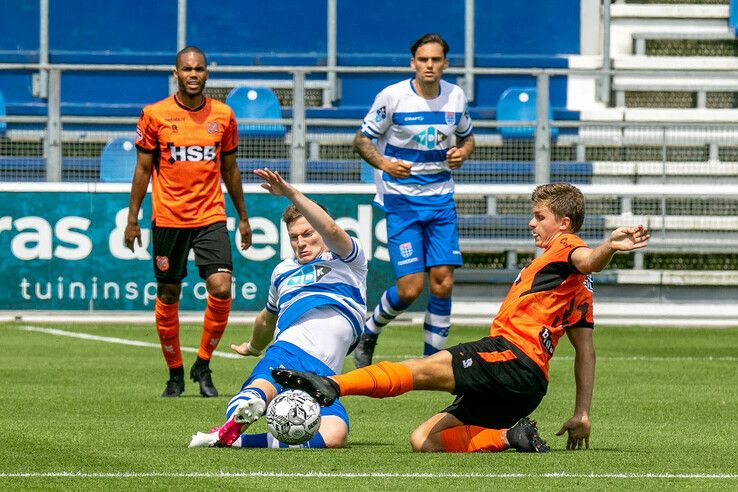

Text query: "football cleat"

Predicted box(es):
[217, 398, 266, 446]
[188, 430, 220, 448]
[271, 368, 340, 406]
[353, 332, 379, 368]
[190, 363, 218, 398]
[506, 417, 550, 453]
[161, 376, 184, 398]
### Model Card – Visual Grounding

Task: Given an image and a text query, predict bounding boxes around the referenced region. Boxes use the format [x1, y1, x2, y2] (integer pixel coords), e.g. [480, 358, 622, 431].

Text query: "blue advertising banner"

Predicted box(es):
[0, 189, 399, 311]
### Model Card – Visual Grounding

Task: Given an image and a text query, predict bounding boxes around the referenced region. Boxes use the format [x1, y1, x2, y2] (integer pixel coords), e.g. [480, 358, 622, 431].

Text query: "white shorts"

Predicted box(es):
[275, 306, 355, 374]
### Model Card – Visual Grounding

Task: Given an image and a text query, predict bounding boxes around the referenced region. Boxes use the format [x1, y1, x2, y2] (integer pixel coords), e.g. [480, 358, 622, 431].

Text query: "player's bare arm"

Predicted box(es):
[353, 130, 411, 179]
[556, 327, 595, 450]
[231, 308, 277, 356]
[124, 151, 154, 252]
[571, 225, 649, 274]
[446, 134, 475, 169]
[221, 152, 252, 251]
[254, 168, 354, 258]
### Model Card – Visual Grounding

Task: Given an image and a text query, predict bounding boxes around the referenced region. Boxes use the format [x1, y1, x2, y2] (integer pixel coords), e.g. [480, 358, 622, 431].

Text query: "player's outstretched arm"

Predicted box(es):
[231, 308, 277, 357]
[556, 327, 594, 450]
[124, 151, 154, 252]
[571, 225, 649, 274]
[253, 168, 354, 258]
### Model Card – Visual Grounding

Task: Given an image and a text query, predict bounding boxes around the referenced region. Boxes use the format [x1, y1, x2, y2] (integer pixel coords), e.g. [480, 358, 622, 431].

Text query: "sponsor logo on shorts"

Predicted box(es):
[462, 358, 473, 368]
[399, 242, 413, 258]
[583, 274, 593, 292]
[397, 257, 419, 266]
[217, 268, 232, 274]
[156, 256, 170, 272]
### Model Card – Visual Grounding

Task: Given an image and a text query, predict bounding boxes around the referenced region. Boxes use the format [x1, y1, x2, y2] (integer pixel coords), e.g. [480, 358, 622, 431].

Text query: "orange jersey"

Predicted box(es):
[135, 94, 238, 228]
[489, 234, 594, 379]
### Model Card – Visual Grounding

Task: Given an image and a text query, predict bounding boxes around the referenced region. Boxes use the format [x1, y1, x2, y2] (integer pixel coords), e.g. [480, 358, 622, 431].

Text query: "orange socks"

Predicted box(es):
[155, 298, 182, 369]
[439, 426, 508, 453]
[332, 361, 414, 398]
[197, 294, 231, 360]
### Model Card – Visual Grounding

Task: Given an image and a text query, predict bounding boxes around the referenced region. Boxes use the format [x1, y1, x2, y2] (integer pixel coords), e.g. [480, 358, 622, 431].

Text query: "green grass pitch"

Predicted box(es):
[1, 321, 736, 491]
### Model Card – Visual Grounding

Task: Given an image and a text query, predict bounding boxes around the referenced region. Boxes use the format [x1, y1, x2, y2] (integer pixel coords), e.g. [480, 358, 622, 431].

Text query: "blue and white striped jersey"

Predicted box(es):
[360, 78, 473, 212]
[265, 237, 368, 342]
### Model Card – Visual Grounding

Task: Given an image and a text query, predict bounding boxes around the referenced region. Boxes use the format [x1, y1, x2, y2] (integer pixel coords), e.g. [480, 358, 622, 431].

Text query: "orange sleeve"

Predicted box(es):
[221, 109, 238, 154]
[135, 108, 158, 153]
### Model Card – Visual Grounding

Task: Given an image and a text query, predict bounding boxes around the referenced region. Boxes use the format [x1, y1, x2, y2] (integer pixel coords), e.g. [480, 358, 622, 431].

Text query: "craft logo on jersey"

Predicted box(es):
[445, 111, 456, 125]
[399, 242, 413, 258]
[411, 127, 447, 149]
[286, 264, 332, 287]
[207, 122, 219, 134]
[168, 145, 216, 163]
[375, 106, 387, 123]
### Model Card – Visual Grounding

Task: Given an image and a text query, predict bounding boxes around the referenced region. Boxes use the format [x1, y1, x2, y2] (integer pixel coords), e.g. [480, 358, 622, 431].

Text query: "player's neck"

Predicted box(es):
[412, 78, 440, 100]
[176, 92, 206, 110]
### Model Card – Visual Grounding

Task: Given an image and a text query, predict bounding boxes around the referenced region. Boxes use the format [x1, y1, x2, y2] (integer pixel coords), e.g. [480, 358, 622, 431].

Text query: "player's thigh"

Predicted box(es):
[152, 225, 194, 282]
[192, 221, 233, 280]
[386, 211, 426, 277]
[423, 207, 462, 268]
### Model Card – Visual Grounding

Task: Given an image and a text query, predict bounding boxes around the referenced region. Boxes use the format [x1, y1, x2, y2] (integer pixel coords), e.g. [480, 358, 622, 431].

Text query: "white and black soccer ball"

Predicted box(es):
[265, 389, 321, 445]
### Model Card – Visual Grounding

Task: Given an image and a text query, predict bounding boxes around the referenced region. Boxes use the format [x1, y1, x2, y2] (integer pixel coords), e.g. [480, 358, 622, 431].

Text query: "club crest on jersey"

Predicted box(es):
[399, 242, 413, 258]
[207, 122, 219, 134]
[375, 106, 387, 123]
[412, 127, 447, 149]
[156, 256, 170, 272]
[445, 112, 456, 125]
[168, 145, 216, 163]
[171, 124, 178, 134]
[286, 264, 332, 287]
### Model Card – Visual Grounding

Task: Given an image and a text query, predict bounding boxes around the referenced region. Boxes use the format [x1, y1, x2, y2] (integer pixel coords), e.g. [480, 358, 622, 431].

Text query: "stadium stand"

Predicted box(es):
[0, 89, 6, 136]
[225, 87, 286, 138]
[99, 137, 137, 183]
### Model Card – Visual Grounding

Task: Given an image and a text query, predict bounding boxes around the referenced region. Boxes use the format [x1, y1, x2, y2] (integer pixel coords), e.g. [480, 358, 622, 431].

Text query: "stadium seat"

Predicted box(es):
[99, 137, 137, 182]
[225, 87, 286, 138]
[0, 90, 6, 136]
[496, 86, 558, 139]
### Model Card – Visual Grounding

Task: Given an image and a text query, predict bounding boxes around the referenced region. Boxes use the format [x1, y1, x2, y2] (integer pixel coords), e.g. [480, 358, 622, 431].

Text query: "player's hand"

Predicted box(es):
[556, 415, 591, 450]
[445, 146, 466, 169]
[230, 341, 262, 357]
[124, 222, 142, 252]
[239, 219, 253, 251]
[609, 224, 650, 252]
[381, 159, 412, 179]
[254, 168, 292, 197]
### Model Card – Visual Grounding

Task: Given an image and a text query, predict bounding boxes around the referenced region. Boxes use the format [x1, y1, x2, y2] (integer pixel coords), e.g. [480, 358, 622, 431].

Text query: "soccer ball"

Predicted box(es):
[265, 389, 321, 445]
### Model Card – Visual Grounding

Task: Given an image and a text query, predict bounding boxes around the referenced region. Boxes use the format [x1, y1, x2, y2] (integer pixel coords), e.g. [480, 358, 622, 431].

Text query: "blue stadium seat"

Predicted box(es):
[99, 137, 137, 182]
[0, 90, 6, 136]
[225, 87, 286, 138]
[496, 86, 558, 139]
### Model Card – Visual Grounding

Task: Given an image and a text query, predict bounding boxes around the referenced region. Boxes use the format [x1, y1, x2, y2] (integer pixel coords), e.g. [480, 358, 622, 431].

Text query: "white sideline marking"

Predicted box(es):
[14, 325, 242, 359]
[0, 471, 736, 479]
[11, 325, 738, 363]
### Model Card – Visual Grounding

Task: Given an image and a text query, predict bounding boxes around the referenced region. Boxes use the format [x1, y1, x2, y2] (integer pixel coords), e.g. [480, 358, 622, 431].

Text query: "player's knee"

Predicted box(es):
[409, 428, 438, 452]
[156, 284, 180, 305]
[318, 419, 348, 448]
[206, 277, 231, 299]
[397, 283, 423, 303]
